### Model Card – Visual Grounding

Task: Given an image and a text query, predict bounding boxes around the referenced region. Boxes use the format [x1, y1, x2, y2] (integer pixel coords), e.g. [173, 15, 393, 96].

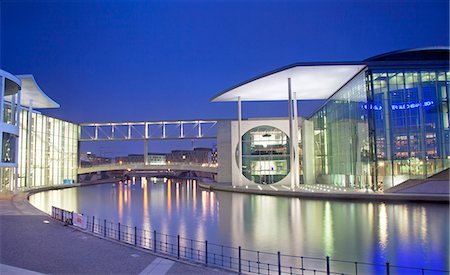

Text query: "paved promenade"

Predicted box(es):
[0, 192, 233, 275]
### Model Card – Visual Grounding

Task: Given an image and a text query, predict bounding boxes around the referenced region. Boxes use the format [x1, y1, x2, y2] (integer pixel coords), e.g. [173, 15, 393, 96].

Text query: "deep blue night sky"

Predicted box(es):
[1, 0, 449, 155]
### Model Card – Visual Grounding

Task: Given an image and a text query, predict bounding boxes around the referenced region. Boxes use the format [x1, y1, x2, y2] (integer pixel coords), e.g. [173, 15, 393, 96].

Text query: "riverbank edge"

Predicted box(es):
[9, 182, 236, 275]
[199, 182, 450, 203]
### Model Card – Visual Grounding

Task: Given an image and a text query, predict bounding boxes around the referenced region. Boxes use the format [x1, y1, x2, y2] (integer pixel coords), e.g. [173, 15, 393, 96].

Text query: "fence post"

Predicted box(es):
[134, 226, 137, 246]
[257, 251, 260, 274]
[92, 216, 95, 233]
[177, 235, 180, 259]
[278, 251, 281, 275]
[301, 256, 304, 275]
[205, 240, 208, 266]
[153, 230, 157, 252]
[238, 246, 242, 274]
[118, 222, 121, 241]
[326, 256, 330, 275]
[386, 262, 390, 275]
[104, 219, 106, 237]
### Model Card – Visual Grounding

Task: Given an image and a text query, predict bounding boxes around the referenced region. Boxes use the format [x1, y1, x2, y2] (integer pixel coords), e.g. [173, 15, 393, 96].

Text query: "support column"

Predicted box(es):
[14, 89, 21, 192]
[144, 139, 149, 165]
[293, 92, 299, 187]
[238, 96, 242, 187]
[288, 79, 295, 188]
[26, 101, 33, 189]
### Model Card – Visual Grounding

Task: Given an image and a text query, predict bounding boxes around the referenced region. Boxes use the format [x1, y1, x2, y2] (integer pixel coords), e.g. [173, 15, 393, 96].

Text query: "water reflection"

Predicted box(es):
[29, 179, 449, 270]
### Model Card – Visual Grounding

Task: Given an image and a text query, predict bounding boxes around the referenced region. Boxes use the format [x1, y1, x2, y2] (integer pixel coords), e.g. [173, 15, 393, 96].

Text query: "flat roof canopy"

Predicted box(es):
[16, 75, 60, 109]
[212, 63, 367, 102]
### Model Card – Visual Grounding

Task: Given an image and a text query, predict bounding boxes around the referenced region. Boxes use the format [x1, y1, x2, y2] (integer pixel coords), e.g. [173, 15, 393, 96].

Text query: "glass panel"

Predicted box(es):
[240, 125, 290, 184]
[370, 69, 450, 189]
[2, 132, 16, 163]
[310, 71, 371, 190]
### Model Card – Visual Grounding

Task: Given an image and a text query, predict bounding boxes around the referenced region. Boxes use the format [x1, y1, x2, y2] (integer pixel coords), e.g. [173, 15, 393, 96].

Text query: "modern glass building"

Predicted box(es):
[0, 71, 79, 191]
[213, 48, 449, 191]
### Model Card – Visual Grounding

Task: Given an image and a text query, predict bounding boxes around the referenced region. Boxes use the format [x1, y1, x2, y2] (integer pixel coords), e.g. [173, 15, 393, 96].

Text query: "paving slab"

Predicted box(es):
[0, 193, 234, 275]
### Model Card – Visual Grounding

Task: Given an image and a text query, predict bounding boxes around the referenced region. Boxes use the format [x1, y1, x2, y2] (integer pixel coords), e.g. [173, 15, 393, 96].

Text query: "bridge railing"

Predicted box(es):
[80, 161, 218, 169]
[52, 206, 449, 275]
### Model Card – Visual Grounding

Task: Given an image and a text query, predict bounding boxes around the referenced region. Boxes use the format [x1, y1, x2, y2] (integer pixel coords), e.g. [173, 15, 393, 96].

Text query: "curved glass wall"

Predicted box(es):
[239, 126, 290, 184]
[17, 110, 79, 189]
[310, 71, 371, 189]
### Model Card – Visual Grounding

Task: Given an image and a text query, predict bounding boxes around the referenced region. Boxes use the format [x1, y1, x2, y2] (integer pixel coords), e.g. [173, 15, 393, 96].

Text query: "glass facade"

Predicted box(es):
[17, 109, 79, 189]
[240, 126, 290, 184]
[0, 72, 21, 192]
[308, 67, 449, 191]
[310, 71, 372, 189]
[369, 70, 450, 189]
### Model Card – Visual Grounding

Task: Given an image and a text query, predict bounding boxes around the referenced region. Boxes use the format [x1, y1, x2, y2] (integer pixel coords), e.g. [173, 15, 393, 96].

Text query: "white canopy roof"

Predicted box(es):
[211, 63, 367, 102]
[16, 75, 60, 109]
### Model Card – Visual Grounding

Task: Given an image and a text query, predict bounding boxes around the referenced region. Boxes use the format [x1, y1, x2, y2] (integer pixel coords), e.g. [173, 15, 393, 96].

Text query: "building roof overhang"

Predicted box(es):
[211, 63, 367, 102]
[16, 75, 60, 109]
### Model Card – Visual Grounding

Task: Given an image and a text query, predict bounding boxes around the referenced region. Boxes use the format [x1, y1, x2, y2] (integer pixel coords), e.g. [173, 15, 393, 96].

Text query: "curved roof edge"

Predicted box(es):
[211, 62, 366, 102]
[16, 75, 60, 109]
[0, 69, 22, 87]
[364, 46, 450, 62]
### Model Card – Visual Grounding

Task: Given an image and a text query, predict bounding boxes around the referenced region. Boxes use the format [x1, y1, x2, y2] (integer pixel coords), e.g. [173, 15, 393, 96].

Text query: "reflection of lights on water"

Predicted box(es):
[202, 191, 208, 218]
[209, 192, 215, 217]
[141, 177, 147, 188]
[323, 202, 334, 257]
[118, 182, 123, 220]
[420, 207, 427, 243]
[176, 182, 180, 210]
[379, 203, 388, 250]
[143, 179, 150, 231]
[167, 179, 172, 217]
[193, 180, 197, 212]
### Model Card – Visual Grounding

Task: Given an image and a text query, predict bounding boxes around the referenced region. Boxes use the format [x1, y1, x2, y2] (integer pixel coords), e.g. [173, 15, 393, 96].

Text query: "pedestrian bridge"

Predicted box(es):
[78, 162, 218, 175]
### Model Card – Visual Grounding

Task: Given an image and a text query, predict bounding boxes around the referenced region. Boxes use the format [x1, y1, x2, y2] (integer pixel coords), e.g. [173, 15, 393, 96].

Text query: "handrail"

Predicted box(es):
[51, 206, 449, 275]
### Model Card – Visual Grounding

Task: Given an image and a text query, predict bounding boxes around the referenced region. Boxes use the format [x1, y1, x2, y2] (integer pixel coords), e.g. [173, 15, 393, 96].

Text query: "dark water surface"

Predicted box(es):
[29, 178, 449, 271]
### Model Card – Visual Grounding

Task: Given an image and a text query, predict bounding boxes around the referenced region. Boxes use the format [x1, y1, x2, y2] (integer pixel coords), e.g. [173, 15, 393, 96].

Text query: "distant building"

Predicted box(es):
[115, 153, 166, 165]
[166, 148, 212, 164]
[80, 153, 112, 167]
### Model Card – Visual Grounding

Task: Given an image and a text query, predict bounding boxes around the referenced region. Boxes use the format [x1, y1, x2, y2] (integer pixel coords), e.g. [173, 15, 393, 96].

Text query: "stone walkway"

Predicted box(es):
[0, 192, 233, 274]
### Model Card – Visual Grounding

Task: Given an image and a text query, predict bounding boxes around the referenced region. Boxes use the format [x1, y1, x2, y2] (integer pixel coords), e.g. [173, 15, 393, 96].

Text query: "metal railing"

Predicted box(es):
[51, 206, 449, 275]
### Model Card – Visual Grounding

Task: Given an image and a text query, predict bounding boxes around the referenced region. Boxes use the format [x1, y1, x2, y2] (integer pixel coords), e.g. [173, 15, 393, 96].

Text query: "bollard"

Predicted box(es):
[278, 251, 281, 275]
[71, 211, 74, 225]
[177, 235, 180, 259]
[153, 230, 157, 252]
[238, 246, 242, 274]
[104, 219, 106, 237]
[92, 216, 95, 233]
[134, 226, 137, 246]
[326, 256, 330, 275]
[386, 262, 390, 275]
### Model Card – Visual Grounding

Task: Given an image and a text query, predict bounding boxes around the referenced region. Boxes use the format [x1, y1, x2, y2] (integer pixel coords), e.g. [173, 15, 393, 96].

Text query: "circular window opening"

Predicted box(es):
[236, 126, 290, 184]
